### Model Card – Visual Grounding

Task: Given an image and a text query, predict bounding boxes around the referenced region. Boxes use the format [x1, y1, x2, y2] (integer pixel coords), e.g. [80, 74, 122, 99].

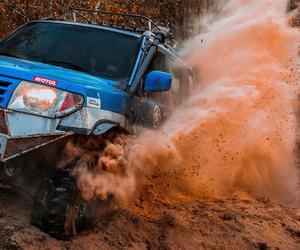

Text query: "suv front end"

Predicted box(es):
[0, 20, 143, 162]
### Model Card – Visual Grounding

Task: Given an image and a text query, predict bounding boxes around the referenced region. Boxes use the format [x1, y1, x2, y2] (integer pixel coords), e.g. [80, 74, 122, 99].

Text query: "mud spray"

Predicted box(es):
[76, 0, 300, 206]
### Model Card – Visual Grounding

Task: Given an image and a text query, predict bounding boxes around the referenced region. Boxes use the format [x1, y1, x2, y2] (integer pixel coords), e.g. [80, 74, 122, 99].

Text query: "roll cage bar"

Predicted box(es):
[70, 7, 159, 33]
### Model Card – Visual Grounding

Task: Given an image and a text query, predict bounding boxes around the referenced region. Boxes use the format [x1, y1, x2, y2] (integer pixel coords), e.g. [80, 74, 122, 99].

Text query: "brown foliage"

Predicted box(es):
[0, 1, 297, 39]
[0, 0, 217, 39]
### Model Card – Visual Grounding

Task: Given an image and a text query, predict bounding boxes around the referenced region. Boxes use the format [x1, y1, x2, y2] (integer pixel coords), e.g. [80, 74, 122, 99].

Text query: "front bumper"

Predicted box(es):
[0, 108, 68, 162]
[0, 105, 131, 162]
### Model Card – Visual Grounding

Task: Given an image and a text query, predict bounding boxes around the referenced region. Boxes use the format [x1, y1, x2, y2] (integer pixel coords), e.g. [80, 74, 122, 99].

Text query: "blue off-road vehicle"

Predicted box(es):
[0, 8, 195, 239]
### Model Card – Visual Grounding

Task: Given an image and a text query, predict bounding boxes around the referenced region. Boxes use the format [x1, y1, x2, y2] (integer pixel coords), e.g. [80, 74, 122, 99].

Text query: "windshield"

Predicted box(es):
[0, 22, 141, 81]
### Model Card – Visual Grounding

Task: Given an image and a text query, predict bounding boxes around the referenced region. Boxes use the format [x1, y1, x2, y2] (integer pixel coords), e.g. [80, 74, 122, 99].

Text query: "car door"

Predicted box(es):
[132, 48, 192, 130]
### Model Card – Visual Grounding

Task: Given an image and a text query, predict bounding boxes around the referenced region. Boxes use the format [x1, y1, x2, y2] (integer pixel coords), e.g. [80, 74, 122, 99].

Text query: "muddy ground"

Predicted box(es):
[0, 185, 299, 250]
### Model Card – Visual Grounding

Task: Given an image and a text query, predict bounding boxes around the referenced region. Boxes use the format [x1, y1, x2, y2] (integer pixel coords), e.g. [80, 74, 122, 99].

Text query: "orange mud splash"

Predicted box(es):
[76, 0, 300, 206]
[127, 0, 300, 205]
[61, 134, 136, 203]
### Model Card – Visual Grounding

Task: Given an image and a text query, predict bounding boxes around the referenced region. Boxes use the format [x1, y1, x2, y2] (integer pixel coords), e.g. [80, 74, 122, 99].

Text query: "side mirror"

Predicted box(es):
[143, 70, 172, 92]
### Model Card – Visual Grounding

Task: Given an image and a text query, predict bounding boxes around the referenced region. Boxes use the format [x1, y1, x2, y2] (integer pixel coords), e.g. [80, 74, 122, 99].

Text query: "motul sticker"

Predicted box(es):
[33, 76, 57, 86]
[87, 97, 101, 109]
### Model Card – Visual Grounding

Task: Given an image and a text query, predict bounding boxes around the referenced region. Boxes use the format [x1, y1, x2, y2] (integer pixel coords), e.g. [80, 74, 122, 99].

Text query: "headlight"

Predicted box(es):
[8, 81, 83, 118]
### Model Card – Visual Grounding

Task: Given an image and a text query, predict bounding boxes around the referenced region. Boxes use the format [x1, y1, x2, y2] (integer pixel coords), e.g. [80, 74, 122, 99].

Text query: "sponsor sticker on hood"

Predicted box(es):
[33, 76, 58, 86]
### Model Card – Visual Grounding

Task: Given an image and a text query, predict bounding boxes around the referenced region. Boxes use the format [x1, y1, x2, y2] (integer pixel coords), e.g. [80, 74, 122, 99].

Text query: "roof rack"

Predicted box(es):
[69, 7, 159, 32]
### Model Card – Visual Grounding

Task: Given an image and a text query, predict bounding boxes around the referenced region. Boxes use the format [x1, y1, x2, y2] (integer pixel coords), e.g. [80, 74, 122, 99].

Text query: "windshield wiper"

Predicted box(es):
[40, 60, 97, 76]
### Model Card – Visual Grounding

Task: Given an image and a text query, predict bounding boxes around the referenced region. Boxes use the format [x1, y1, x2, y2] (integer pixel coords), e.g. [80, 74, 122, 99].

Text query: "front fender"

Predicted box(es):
[57, 107, 132, 135]
[91, 122, 116, 135]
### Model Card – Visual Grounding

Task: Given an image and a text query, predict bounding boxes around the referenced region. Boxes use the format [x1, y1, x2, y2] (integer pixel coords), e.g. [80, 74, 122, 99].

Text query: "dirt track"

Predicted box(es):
[0, 186, 299, 250]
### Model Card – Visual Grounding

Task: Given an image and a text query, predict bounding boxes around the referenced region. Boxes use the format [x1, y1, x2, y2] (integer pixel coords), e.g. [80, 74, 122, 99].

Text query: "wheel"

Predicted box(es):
[31, 168, 94, 240]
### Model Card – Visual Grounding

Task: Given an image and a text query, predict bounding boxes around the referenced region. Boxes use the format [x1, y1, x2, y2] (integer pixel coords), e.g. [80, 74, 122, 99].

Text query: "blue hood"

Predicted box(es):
[0, 56, 118, 91]
[0, 56, 129, 114]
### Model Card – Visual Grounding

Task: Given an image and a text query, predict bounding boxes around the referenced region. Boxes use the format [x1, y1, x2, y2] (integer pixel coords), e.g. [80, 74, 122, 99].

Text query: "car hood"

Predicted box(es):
[0, 56, 120, 93]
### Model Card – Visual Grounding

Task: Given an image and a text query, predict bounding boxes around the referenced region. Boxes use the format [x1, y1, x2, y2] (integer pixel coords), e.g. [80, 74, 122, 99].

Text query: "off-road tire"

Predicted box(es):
[31, 168, 93, 240]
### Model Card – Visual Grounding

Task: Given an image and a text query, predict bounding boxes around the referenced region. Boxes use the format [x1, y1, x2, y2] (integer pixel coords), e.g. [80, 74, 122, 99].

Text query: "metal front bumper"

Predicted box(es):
[0, 108, 68, 162]
[0, 106, 131, 162]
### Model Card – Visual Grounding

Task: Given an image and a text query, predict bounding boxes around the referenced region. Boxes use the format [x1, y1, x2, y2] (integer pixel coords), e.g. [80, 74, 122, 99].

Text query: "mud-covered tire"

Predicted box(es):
[31, 168, 93, 240]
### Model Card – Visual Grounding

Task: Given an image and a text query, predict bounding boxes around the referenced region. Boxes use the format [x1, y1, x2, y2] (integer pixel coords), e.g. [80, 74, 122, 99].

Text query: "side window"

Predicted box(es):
[148, 51, 169, 72]
[145, 51, 182, 107]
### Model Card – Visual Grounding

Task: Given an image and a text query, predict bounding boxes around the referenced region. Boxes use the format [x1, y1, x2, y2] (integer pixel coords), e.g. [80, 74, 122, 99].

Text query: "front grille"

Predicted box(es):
[0, 77, 21, 108]
[0, 81, 11, 88]
[0, 81, 12, 98]
[0, 80, 12, 105]
[0, 88, 7, 95]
